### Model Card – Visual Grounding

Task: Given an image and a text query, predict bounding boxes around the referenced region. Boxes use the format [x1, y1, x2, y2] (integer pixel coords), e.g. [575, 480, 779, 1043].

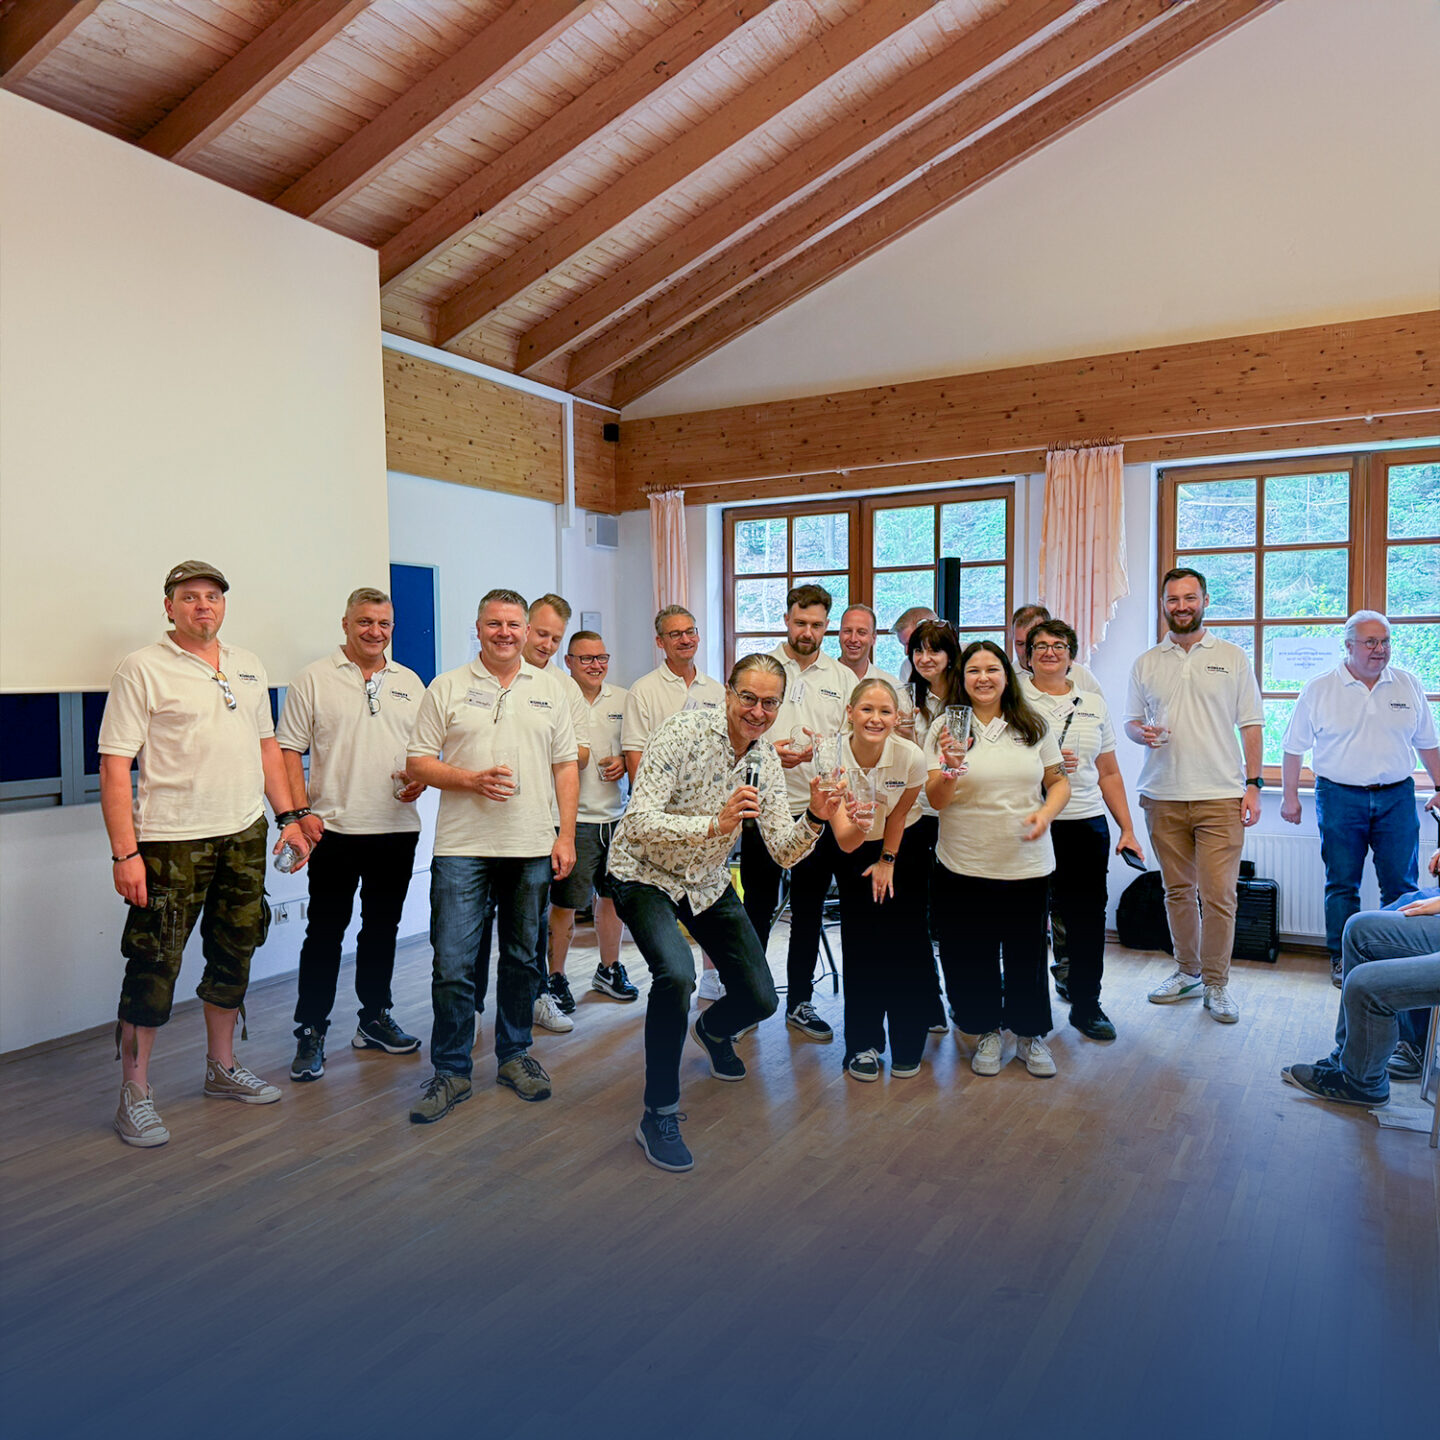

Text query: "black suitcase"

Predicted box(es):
[1232, 859, 1280, 963]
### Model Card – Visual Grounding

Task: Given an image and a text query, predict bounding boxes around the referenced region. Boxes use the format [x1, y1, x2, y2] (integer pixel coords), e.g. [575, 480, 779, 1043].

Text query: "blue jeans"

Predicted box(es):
[429, 854, 552, 1076]
[1314, 776, 1419, 961]
[610, 878, 778, 1113]
[1328, 898, 1440, 1097]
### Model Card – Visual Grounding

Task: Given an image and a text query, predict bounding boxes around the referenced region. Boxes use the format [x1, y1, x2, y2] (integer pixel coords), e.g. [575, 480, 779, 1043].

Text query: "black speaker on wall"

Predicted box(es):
[936, 556, 963, 628]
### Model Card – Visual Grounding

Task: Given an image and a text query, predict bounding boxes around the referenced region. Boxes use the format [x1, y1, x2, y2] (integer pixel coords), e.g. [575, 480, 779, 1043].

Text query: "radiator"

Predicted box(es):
[1241, 833, 1380, 943]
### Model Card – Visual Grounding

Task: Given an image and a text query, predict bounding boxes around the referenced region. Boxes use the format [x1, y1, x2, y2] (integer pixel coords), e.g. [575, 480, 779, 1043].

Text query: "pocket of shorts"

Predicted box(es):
[258, 893, 272, 947]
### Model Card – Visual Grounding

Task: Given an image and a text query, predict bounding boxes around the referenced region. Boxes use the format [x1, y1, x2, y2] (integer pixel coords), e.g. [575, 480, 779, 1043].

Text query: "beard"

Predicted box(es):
[1167, 609, 1204, 634]
[790, 633, 820, 655]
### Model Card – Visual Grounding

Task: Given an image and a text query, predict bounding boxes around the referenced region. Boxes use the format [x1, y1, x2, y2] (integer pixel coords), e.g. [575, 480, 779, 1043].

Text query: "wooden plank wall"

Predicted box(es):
[573, 401, 619, 514]
[614, 310, 1440, 508]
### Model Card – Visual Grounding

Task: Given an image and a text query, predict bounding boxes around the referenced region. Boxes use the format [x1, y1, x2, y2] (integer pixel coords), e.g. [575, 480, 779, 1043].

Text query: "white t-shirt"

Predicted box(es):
[276, 649, 425, 834]
[97, 636, 273, 842]
[837, 661, 913, 717]
[1018, 657, 1101, 696]
[621, 664, 725, 755]
[1124, 632, 1263, 801]
[408, 658, 578, 858]
[1282, 663, 1437, 786]
[771, 644, 850, 813]
[1020, 677, 1115, 821]
[841, 732, 926, 841]
[925, 716, 1062, 880]
[576, 682, 628, 824]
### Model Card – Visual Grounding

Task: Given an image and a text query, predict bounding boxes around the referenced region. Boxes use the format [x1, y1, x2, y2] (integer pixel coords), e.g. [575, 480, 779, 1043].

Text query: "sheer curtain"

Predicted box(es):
[648, 487, 688, 613]
[1038, 444, 1128, 661]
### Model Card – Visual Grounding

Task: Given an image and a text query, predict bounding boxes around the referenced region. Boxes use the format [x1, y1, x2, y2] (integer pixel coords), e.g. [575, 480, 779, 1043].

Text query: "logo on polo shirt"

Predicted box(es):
[527, 698, 553, 710]
[819, 687, 844, 702]
[235, 670, 260, 684]
[1205, 664, 1228, 675]
[606, 711, 623, 723]
[882, 778, 906, 791]
[389, 688, 413, 702]
[1388, 701, 1411, 711]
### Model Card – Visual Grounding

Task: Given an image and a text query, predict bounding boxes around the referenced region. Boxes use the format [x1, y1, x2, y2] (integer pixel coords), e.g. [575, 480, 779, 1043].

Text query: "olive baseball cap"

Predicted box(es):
[163, 560, 229, 594]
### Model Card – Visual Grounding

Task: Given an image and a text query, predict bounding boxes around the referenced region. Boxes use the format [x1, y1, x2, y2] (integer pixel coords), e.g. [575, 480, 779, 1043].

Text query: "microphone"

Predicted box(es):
[741, 755, 762, 832]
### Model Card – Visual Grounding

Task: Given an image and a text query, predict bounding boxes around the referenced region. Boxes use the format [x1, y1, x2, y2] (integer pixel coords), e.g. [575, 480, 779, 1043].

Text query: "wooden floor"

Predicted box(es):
[2, 925, 1436, 1440]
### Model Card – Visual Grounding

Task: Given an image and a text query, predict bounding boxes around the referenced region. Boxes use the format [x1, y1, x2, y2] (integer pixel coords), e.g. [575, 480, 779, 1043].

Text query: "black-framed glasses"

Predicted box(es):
[213, 671, 237, 711]
[571, 653, 610, 666]
[1030, 642, 1071, 655]
[663, 627, 698, 641]
[364, 675, 382, 715]
[729, 685, 781, 714]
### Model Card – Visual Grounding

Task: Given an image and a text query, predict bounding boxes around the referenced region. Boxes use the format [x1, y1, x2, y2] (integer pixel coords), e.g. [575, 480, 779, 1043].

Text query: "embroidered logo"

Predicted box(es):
[235, 671, 259, 684]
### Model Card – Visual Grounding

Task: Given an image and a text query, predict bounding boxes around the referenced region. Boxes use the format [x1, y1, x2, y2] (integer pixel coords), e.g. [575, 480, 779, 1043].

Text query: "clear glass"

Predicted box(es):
[793, 512, 849, 571]
[813, 733, 841, 787]
[1206, 624, 1255, 664]
[873, 568, 934, 624]
[1262, 547, 1348, 618]
[1386, 543, 1440, 616]
[939, 498, 1006, 562]
[1263, 471, 1349, 543]
[733, 516, 788, 574]
[1387, 462, 1440, 539]
[1180, 552, 1255, 618]
[958, 564, 1006, 627]
[734, 577, 788, 632]
[795, 573, 849, 617]
[1176, 479, 1255, 549]
[849, 769, 876, 830]
[872, 505, 935, 566]
[391, 749, 410, 800]
[942, 704, 971, 774]
[493, 746, 520, 797]
[874, 633, 906, 676]
[1389, 622, 1440, 692]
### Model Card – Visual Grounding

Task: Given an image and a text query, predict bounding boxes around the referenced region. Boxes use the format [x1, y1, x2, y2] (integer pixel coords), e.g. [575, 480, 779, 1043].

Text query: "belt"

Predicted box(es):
[1317, 776, 1413, 791]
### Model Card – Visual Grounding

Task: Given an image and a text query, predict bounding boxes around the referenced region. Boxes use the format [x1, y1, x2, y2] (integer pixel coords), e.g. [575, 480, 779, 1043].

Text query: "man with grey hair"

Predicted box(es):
[277, 587, 428, 1081]
[1281, 609, 1440, 988]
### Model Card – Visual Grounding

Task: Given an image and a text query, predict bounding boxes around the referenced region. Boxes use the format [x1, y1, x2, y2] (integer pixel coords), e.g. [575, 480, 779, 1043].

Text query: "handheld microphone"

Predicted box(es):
[741, 755, 762, 832]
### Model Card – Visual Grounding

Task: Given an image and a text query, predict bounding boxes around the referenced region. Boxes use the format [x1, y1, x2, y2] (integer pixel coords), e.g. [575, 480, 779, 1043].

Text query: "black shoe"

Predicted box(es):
[290, 1026, 326, 1081]
[1282, 1060, 1387, 1108]
[591, 962, 639, 1001]
[691, 1016, 746, 1081]
[1330, 957, 1344, 989]
[1069, 1006, 1117, 1042]
[353, 1009, 421, 1054]
[785, 1001, 834, 1041]
[1051, 962, 1070, 1003]
[548, 971, 577, 1015]
[1386, 1040, 1423, 1081]
[636, 1109, 693, 1172]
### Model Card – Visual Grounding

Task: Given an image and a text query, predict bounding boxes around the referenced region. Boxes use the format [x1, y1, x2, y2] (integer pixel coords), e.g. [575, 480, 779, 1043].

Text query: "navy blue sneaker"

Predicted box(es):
[1282, 1060, 1387, 1108]
[353, 1010, 421, 1054]
[692, 1016, 746, 1081]
[635, 1110, 693, 1172]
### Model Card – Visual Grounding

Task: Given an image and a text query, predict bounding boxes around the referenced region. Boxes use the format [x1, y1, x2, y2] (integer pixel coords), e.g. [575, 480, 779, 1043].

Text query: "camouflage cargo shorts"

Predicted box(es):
[117, 815, 271, 1027]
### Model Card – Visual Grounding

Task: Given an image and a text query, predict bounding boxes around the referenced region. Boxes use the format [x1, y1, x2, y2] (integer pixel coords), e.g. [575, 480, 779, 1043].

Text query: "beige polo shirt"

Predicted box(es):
[771, 644, 851, 813]
[276, 649, 425, 834]
[621, 663, 725, 755]
[577, 682, 628, 824]
[841, 732, 926, 841]
[97, 635, 273, 842]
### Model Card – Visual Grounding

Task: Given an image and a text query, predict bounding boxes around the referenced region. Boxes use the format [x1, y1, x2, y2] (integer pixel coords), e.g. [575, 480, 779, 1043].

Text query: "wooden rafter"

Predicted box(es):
[610, 0, 1278, 406]
[433, 0, 937, 348]
[516, 0, 1079, 379]
[274, 0, 601, 221]
[0, 0, 100, 85]
[137, 0, 373, 162]
[376, 0, 773, 292]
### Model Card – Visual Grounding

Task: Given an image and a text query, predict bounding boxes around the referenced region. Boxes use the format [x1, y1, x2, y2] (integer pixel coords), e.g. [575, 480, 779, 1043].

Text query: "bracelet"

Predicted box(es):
[111, 850, 140, 864]
[274, 808, 312, 828]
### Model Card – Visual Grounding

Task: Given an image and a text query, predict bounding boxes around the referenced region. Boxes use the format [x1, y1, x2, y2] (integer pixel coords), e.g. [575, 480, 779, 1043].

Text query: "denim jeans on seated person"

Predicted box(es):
[1330, 951, 1440, 1101]
[429, 854, 552, 1078]
[609, 878, 778, 1113]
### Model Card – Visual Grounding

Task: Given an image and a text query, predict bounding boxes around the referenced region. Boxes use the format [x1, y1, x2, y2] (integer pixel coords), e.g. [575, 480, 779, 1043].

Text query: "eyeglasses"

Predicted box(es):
[364, 675, 382, 715]
[1357, 637, 1391, 650]
[492, 687, 508, 725]
[1030, 642, 1071, 655]
[570, 653, 610, 665]
[730, 686, 782, 714]
[213, 671, 237, 711]
[663, 627, 698, 641]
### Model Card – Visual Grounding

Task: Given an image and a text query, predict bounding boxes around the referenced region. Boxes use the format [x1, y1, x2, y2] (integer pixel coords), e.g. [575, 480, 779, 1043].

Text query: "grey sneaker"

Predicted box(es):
[1203, 984, 1240, 1024]
[497, 1053, 552, 1102]
[635, 1109, 693, 1172]
[114, 1082, 169, 1148]
[971, 1030, 1003, 1076]
[203, 1058, 281, 1104]
[290, 1026, 326, 1081]
[409, 1073, 472, 1124]
[1386, 1040, 1423, 1080]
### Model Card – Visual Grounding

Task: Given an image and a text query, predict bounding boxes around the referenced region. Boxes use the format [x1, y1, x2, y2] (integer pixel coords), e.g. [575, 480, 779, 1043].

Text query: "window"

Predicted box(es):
[724, 485, 1014, 673]
[1159, 447, 1440, 775]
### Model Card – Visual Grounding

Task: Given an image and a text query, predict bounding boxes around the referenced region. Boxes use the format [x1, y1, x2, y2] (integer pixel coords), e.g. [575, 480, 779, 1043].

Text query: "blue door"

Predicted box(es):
[389, 563, 438, 685]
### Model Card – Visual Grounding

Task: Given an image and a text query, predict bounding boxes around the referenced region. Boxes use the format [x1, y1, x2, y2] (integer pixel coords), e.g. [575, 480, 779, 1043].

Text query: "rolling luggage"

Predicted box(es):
[1232, 859, 1280, 963]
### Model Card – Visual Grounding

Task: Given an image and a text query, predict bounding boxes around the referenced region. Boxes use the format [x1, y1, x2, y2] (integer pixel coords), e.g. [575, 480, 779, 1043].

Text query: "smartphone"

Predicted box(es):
[1119, 846, 1147, 872]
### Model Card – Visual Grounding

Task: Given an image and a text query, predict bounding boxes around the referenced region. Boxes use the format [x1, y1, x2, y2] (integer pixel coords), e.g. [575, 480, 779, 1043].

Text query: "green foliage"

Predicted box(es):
[872, 505, 934, 566]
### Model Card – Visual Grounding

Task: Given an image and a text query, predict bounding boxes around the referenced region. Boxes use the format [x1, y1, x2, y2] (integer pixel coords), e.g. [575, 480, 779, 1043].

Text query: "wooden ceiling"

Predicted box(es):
[1, 0, 1278, 408]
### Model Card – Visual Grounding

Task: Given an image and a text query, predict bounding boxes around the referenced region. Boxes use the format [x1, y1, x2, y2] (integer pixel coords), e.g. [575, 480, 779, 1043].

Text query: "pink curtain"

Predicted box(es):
[1038, 445, 1128, 662]
[648, 488, 688, 614]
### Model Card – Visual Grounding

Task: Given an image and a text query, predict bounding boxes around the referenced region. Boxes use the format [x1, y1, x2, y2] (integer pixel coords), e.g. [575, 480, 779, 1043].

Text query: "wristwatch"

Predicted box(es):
[879, 851, 897, 864]
[1245, 776, 1265, 789]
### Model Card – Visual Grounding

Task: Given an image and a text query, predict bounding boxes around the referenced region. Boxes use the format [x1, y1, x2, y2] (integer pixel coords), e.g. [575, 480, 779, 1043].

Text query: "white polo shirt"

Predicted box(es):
[1125, 632, 1263, 801]
[1019, 657, 1102, 696]
[408, 658, 578, 858]
[1020, 677, 1116, 821]
[925, 718, 1062, 881]
[276, 649, 425, 834]
[839, 660, 914, 717]
[576, 682, 628, 824]
[771, 643, 850, 814]
[97, 635, 272, 842]
[1282, 663, 1437, 786]
[621, 663, 725, 755]
[841, 732, 926, 841]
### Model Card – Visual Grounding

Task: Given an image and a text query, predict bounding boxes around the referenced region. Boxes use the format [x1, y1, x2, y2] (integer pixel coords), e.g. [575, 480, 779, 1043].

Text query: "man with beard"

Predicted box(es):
[1125, 568, 1263, 1024]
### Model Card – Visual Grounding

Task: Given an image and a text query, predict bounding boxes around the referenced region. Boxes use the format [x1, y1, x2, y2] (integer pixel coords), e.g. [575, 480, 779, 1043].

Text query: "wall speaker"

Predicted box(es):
[936, 556, 962, 627]
[586, 511, 620, 550]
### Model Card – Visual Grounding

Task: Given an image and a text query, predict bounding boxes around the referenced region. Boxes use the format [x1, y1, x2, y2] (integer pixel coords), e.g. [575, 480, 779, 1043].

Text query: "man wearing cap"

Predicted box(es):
[101, 561, 312, 1148]
[277, 586, 428, 1082]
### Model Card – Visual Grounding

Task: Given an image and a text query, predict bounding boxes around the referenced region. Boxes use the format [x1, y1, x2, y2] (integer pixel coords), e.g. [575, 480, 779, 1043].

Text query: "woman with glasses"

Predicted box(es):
[1021, 620, 1143, 1042]
[926, 641, 1070, 1078]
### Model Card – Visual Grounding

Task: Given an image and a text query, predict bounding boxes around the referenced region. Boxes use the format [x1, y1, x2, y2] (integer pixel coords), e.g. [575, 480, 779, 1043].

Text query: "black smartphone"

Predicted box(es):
[1119, 846, 1147, 872]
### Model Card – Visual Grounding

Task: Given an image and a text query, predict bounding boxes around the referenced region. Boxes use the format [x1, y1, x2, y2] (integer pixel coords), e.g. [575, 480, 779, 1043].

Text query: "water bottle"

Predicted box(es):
[273, 842, 301, 873]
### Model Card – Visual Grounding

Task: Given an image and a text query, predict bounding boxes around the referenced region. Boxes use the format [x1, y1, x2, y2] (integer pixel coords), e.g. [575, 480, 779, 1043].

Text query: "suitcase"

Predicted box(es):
[1232, 859, 1280, 963]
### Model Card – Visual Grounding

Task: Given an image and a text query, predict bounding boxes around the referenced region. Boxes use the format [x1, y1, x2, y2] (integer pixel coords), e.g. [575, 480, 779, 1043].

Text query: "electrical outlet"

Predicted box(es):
[273, 903, 290, 924]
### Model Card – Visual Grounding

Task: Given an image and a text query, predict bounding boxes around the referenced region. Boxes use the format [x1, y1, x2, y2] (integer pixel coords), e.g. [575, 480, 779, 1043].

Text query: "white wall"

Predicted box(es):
[626, 0, 1440, 418]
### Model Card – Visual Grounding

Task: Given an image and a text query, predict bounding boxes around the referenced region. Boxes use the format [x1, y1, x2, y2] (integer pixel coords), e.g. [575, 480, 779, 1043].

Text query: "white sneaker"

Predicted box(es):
[533, 992, 575, 1033]
[697, 969, 725, 1001]
[972, 1031, 1003, 1076]
[1203, 984, 1240, 1024]
[1148, 968, 1204, 1004]
[1018, 1035, 1056, 1077]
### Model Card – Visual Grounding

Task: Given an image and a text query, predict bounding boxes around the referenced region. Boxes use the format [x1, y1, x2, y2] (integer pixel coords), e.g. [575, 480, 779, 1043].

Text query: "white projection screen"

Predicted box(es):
[0, 94, 390, 691]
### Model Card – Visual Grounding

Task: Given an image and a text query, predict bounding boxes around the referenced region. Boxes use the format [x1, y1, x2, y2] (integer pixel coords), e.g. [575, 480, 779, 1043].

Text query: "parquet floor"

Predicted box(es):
[2, 925, 1436, 1440]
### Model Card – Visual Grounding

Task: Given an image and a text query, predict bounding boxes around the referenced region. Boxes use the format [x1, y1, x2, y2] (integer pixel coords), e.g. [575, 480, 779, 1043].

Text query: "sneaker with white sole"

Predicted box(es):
[203, 1058, 281, 1104]
[1148, 969, 1205, 1004]
[533, 991, 575, 1033]
[591, 962, 639, 1001]
[786, 1001, 833, 1041]
[114, 1082, 169, 1148]
[1018, 1035, 1056, 1077]
[971, 1031, 1003, 1076]
[890, 1056, 922, 1078]
[846, 1048, 881, 1082]
[635, 1109, 693, 1172]
[353, 1010, 421, 1054]
[697, 968, 725, 1002]
[1203, 984, 1240, 1024]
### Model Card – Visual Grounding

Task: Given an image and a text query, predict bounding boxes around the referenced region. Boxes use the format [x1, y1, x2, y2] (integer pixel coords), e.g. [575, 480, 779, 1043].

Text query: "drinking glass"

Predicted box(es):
[942, 705, 971, 777]
[494, 746, 520, 797]
[391, 749, 411, 800]
[1144, 700, 1170, 747]
[813, 733, 840, 789]
[849, 769, 877, 831]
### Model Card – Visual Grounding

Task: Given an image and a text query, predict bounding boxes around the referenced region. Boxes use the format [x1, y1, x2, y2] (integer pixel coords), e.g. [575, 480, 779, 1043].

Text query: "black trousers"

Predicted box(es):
[909, 813, 947, 1025]
[294, 830, 419, 1031]
[1049, 815, 1110, 1012]
[739, 820, 839, 1006]
[834, 827, 934, 1067]
[933, 867, 1053, 1038]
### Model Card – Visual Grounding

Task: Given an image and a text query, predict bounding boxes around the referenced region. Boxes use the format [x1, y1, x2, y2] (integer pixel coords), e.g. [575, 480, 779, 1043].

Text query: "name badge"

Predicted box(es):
[466, 688, 494, 709]
[681, 696, 700, 712]
[790, 680, 807, 705]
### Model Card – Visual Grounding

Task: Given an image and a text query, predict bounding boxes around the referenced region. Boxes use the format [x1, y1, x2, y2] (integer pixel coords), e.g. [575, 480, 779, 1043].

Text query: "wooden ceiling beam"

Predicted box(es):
[136, 0, 373, 162]
[562, 0, 1168, 392]
[611, 0, 1278, 406]
[434, 0, 938, 348]
[516, 0, 1079, 380]
[377, 0, 772, 292]
[274, 0, 601, 222]
[0, 0, 101, 85]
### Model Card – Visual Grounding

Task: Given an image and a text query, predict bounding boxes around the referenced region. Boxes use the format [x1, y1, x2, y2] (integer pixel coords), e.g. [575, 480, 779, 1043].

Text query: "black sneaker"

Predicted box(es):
[845, 1049, 881, 1082]
[1281, 1060, 1387, 1108]
[547, 971, 577, 1015]
[290, 1026, 326, 1082]
[1386, 1040, 1423, 1081]
[1051, 962, 1070, 1003]
[591, 962, 639, 1001]
[353, 1010, 421, 1054]
[1069, 1006, 1117, 1042]
[635, 1109, 693, 1172]
[785, 1001, 833, 1041]
[691, 1016, 746, 1081]
[1330, 957, 1344, 989]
